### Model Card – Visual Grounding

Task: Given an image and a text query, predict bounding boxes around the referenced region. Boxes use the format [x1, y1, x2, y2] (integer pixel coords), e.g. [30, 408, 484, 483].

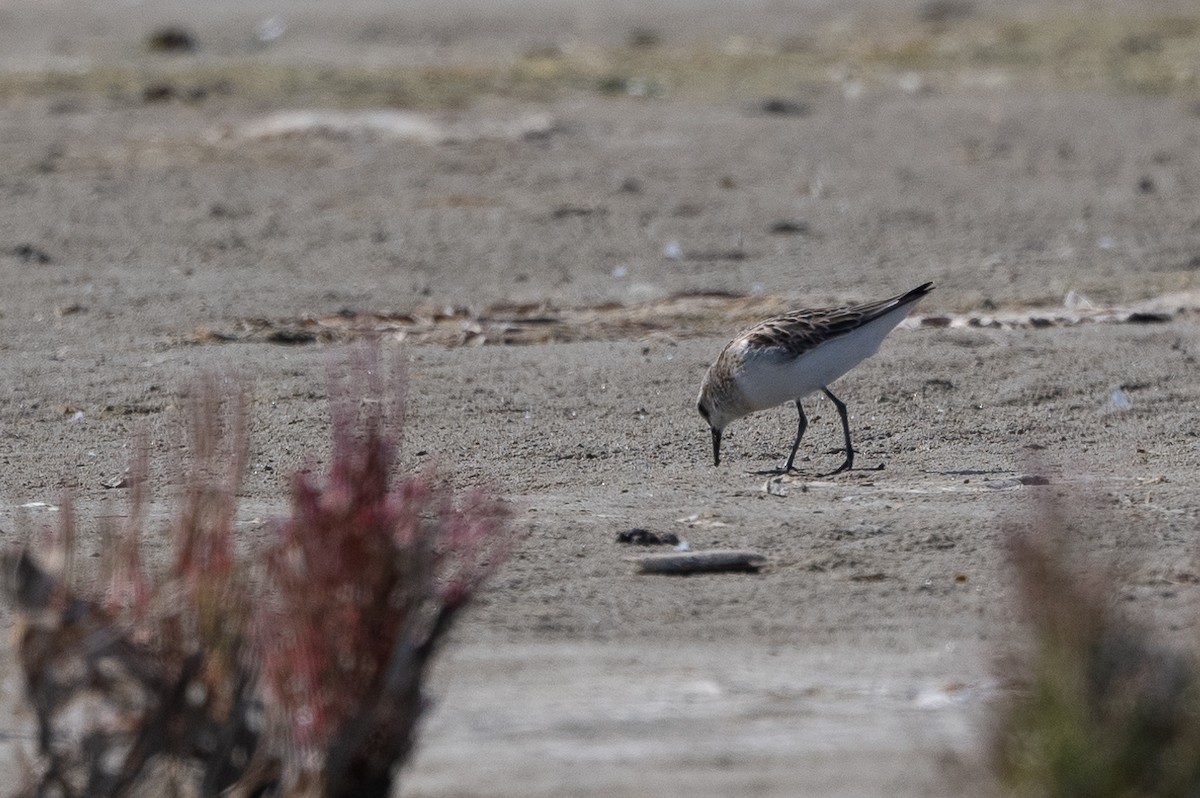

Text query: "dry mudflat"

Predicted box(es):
[2, 1, 1200, 795]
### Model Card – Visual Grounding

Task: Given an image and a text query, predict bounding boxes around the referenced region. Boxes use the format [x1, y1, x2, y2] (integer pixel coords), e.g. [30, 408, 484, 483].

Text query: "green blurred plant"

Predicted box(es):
[993, 501, 1200, 797]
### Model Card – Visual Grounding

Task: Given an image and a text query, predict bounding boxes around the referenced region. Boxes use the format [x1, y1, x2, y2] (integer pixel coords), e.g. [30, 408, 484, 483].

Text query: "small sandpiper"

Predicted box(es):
[697, 283, 933, 474]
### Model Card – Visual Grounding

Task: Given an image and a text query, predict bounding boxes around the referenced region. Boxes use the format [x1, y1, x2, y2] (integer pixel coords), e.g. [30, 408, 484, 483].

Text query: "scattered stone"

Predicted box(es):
[597, 75, 629, 95]
[769, 220, 810, 235]
[1017, 474, 1051, 486]
[637, 549, 766, 575]
[209, 202, 248, 219]
[917, 0, 974, 25]
[142, 84, 176, 103]
[255, 16, 286, 44]
[616, 528, 680, 546]
[523, 44, 564, 60]
[12, 244, 52, 264]
[551, 205, 607, 220]
[628, 27, 662, 48]
[1120, 33, 1162, 56]
[146, 26, 197, 53]
[985, 478, 1021, 490]
[759, 98, 811, 117]
[101, 472, 130, 489]
[266, 329, 317, 345]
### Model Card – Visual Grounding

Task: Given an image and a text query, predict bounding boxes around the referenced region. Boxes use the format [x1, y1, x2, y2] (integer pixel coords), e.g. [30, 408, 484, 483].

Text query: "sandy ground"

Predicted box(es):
[3, 1, 1200, 795]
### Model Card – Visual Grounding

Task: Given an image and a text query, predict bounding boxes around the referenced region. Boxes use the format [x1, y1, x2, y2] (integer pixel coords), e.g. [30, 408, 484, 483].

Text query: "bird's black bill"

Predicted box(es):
[711, 427, 722, 466]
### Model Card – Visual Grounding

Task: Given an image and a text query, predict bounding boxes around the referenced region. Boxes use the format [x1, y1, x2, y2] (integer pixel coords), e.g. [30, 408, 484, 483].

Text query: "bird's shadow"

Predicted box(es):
[746, 461, 885, 478]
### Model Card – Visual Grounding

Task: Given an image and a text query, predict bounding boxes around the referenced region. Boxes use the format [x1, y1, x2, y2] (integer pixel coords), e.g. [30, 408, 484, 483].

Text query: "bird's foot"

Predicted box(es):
[746, 466, 796, 476]
[817, 460, 884, 478]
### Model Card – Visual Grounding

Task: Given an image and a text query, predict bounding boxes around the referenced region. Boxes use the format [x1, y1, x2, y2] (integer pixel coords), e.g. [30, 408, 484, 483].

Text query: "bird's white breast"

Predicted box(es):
[734, 302, 916, 412]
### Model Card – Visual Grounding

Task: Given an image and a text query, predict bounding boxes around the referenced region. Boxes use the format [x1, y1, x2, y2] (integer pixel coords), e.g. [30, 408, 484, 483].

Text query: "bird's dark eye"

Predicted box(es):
[697, 402, 710, 421]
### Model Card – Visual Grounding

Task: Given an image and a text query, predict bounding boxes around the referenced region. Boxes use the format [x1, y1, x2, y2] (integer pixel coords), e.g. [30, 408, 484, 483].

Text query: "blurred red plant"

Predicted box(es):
[2, 345, 516, 798]
[259, 350, 514, 795]
[2, 378, 255, 797]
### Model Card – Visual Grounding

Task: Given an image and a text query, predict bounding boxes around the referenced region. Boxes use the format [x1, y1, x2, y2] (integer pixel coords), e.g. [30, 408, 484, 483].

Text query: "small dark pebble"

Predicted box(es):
[617, 528, 680, 546]
[760, 98, 811, 117]
[918, 0, 975, 25]
[146, 27, 197, 53]
[1127, 311, 1171, 324]
[208, 202, 246, 219]
[551, 205, 607, 219]
[1017, 474, 1051, 486]
[769, 219, 810, 235]
[1120, 33, 1161, 56]
[628, 27, 662, 48]
[597, 75, 630, 95]
[266, 329, 317, 345]
[618, 177, 643, 193]
[13, 244, 52, 264]
[1138, 176, 1156, 194]
[142, 83, 176, 103]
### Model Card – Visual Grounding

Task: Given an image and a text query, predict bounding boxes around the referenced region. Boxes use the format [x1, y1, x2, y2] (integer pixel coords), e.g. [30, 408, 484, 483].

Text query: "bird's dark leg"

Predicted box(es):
[820, 387, 854, 475]
[782, 399, 808, 472]
[748, 400, 808, 475]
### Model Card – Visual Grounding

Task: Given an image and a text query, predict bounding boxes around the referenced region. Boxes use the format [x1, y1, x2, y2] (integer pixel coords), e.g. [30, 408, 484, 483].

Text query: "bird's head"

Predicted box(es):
[696, 376, 744, 467]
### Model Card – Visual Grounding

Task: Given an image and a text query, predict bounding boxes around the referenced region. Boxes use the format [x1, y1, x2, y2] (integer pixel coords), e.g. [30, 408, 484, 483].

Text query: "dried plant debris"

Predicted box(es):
[184, 291, 1200, 349]
[2, 345, 517, 798]
[991, 499, 1200, 797]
